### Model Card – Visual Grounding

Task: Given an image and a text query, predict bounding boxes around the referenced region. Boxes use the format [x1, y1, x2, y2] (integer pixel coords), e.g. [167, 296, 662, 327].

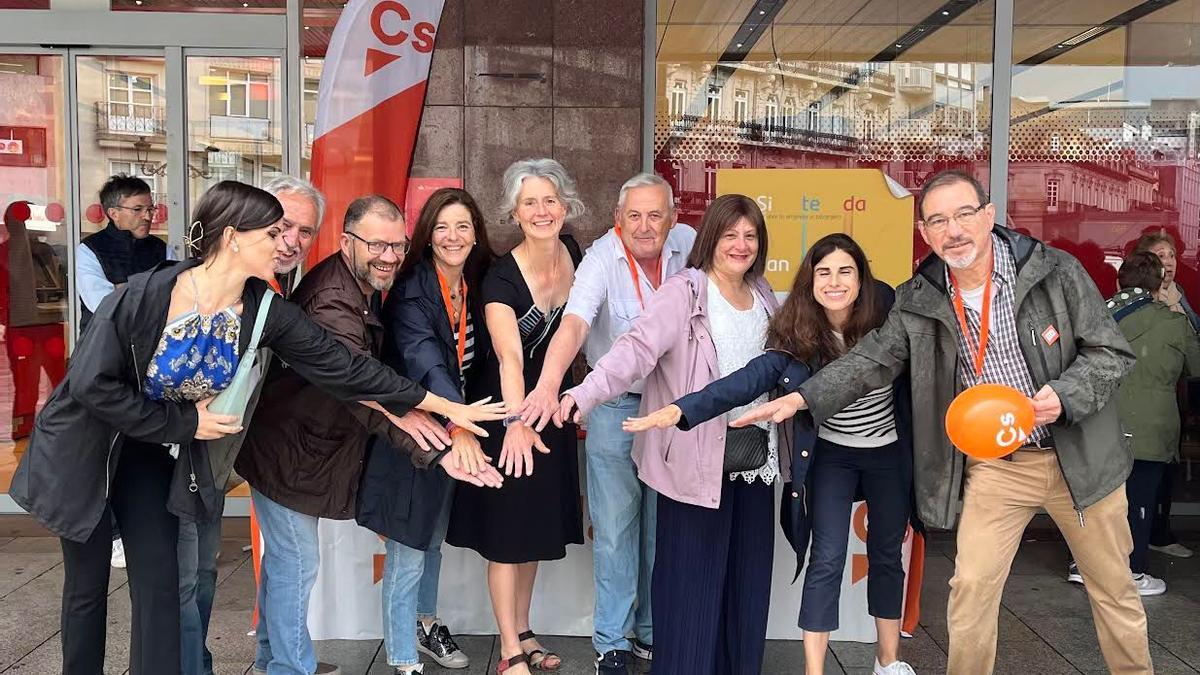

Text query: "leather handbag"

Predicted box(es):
[209, 289, 275, 420]
[723, 424, 769, 473]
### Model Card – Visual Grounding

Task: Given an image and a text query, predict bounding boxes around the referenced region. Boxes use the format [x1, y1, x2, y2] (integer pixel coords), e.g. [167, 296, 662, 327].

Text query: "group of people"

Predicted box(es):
[8, 163, 1186, 675]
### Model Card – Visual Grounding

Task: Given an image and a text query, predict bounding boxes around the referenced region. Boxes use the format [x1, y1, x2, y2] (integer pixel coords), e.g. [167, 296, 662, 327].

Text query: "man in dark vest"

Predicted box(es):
[76, 174, 169, 333]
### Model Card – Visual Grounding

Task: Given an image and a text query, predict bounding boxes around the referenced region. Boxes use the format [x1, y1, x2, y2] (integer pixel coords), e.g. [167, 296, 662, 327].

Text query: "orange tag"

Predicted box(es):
[1041, 325, 1060, 346]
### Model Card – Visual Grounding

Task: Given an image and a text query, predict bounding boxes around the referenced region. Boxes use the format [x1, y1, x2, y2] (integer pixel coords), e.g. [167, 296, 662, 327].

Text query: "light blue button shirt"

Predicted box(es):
[564, 224, 696, 393]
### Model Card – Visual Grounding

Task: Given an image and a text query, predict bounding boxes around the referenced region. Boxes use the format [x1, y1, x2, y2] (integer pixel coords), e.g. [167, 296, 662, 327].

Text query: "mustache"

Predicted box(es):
[944, 237, 973, 249]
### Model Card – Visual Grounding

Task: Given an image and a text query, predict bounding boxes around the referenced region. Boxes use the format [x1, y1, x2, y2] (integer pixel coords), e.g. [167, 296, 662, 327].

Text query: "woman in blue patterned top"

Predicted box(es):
[12, 180, 507, 675]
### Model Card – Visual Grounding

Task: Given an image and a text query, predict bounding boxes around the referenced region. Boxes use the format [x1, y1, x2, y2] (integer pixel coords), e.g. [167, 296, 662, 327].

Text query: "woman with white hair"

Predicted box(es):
[446, 158, 586, 674]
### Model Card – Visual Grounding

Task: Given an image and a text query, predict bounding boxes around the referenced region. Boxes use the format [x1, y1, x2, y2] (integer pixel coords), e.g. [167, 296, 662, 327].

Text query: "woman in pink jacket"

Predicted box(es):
[558, 194, 784, 675]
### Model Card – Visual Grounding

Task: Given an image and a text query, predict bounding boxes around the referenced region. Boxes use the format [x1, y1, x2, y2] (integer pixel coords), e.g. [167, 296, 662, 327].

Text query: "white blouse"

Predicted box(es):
[706, 278, 779, 485]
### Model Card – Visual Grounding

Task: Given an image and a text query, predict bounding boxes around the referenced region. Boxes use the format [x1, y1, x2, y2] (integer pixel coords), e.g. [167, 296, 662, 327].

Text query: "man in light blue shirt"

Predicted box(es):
[519, 172, 695, 675]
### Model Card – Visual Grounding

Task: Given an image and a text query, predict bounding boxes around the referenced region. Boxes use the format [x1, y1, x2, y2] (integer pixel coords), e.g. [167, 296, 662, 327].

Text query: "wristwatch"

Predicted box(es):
[502, 414, 523, 427]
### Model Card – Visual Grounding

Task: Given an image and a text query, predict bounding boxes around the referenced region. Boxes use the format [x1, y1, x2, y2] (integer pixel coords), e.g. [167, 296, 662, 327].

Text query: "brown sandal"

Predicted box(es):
[496, 651, 530, 675]
[518, 631, 562, 672]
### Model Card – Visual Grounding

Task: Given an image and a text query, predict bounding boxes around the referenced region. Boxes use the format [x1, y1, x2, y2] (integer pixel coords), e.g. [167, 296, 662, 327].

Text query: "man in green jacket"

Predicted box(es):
[736, 170, 1151, 674]
[1105, 251, 1200, 596]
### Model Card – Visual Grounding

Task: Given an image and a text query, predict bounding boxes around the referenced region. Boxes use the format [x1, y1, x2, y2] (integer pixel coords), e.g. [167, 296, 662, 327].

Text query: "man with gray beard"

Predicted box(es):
[238, 195, 502, 675]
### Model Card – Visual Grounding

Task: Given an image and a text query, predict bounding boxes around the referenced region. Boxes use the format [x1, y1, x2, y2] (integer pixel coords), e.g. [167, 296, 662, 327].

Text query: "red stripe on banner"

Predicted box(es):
[902, 529, 925, 634]
[306, 78, 430, 268]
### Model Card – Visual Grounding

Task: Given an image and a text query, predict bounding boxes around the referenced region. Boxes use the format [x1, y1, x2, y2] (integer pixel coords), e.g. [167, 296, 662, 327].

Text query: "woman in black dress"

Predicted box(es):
[447, 158, 585, 674]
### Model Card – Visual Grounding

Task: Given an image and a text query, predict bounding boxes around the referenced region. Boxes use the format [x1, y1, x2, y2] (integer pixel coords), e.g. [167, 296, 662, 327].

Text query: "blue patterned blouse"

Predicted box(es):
[144, 307, 241, 403]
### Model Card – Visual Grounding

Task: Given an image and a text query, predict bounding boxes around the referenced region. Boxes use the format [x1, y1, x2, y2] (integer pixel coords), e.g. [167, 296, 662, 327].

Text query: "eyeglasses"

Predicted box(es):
[111, 204, 156, 216]
[346, 231, 409, 255]
[921, 204, 988, 233]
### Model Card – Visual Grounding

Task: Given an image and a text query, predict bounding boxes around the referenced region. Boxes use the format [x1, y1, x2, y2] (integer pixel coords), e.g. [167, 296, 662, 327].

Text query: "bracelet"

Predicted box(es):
[445, 421, 458, 434]
[502, 414, 523, 427]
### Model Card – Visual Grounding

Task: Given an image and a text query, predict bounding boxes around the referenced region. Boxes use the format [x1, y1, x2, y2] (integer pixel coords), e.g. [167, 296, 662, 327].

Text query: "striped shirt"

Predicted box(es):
[945, 234, 1050, 445]
[456, 314, 475, 393]
[819, 334, 898, 446]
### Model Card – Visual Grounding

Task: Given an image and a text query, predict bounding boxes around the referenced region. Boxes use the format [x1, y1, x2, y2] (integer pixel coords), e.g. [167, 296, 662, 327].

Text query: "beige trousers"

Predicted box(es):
[946, 450, 1152, 674]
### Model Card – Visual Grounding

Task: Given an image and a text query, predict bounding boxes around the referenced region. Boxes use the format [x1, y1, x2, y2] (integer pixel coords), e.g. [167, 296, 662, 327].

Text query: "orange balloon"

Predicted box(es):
[945, 383, 1036, 460]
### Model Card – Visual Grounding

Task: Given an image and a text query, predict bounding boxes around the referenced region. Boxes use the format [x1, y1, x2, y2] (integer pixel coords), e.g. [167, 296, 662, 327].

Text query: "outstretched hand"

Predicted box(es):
[623, 404, 682, 433]
[731, 392, 806, 427]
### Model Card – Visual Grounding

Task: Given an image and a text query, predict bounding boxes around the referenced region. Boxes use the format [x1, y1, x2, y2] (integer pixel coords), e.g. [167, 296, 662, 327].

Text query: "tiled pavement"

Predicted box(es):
[1, 515, 1197, 674]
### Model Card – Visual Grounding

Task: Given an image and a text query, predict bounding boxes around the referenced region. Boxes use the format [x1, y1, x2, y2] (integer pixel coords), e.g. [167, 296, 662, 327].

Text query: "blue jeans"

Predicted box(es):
[251, 488, 320, 675]
[586, 392, 655, 654]
[179, 492, 224, 675]
[381, 486, 454, 667]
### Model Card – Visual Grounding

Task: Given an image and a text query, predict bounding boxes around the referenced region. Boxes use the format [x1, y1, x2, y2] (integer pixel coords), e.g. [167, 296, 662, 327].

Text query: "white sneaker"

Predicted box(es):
[1131, 572, 1166, 596]
[874, 658, 917, 675]
[1149, 542, 1194, 558]
[110, 538, 126, 569]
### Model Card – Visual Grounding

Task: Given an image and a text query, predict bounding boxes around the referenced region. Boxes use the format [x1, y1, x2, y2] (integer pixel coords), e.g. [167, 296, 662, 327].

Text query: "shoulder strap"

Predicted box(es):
[246, 289, 275, 352]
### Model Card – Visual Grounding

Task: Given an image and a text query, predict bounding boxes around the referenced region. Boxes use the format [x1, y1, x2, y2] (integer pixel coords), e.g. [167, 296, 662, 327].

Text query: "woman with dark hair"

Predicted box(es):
[1103, 251, 1200, 595]
[558, 194, 780, 675]
[359, 187, 496, 673]
[627, 233, 915, 675]
[9, 180, 505, 675]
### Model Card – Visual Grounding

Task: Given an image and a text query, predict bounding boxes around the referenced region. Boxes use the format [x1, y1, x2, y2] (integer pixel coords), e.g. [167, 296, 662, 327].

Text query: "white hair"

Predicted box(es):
[499, 158, 586, 227]
[616, 172, 675, 212]
[263, 175, 326, 229]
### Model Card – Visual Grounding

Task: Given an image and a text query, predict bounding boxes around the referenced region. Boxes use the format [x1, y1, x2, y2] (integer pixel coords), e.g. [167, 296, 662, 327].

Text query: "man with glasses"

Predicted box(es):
[76, 174, 169, 334]
[237, 195, 492, 675]
[736, 169, 1152, 674]
[76, 174, 171, 573]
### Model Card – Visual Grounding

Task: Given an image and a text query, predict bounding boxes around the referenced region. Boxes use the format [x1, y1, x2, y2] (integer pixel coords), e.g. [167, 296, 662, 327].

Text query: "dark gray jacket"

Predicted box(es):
[797, 227, 1135, 529]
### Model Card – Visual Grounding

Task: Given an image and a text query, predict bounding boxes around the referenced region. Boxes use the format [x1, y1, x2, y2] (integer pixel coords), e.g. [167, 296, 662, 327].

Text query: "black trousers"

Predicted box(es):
[1126, 459, 1167, 574]
[799, 438, 910, 632]
[60, 440, 181, 675]
[1149, 460, 1180, 547]
[652, 478, 774, 675]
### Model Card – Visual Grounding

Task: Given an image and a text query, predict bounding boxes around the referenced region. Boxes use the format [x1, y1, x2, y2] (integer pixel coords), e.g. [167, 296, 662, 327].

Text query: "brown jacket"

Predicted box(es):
[237, 253, 433, 519]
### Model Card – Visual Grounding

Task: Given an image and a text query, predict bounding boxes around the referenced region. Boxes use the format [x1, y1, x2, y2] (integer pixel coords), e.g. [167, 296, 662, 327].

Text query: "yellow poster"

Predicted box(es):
[716, 169, 915, 291]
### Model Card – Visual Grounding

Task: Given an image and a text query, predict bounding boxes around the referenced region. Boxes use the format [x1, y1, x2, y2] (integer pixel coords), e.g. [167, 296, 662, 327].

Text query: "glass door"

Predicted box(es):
[0, 51, 68, 448]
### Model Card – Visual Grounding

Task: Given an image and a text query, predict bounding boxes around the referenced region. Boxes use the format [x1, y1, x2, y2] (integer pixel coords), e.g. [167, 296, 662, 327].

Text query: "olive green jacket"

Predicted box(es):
[1108, 287, 1200, 462]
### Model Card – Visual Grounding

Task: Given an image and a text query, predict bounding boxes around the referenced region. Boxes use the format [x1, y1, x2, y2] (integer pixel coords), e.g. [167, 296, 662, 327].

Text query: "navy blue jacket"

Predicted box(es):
[356, 260, 489, 549]
[672, 280, 913, 578]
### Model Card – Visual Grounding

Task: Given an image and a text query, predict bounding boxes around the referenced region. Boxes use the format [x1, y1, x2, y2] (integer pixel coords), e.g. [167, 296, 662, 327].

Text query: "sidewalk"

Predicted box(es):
[1, 515, 1197, 674]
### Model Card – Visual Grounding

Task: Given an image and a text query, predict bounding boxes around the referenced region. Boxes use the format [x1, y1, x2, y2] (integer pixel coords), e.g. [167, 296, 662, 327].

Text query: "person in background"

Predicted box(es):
[237, 194, 505, 675]
[517, 172, 695, 675]
[446, 159, 587, 675]
[734, 170, 1150, 675]
[76, 174, 170, 571]
[628, 233, 916, 675]
[559, 195, 780, 675]
[1104, 251, 1200, 595]
[176, 175, 327, 675]
[357, 188, 495, 674]
[11, 181, 504, 675]
[1134, 230, 1197, 561]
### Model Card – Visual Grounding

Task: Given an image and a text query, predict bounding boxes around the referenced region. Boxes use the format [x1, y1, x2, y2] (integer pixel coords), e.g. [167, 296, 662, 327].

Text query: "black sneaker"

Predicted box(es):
[417, 621, 470, 669]
[1066, 561, 1083, 585]
[596, 649, 629, 675]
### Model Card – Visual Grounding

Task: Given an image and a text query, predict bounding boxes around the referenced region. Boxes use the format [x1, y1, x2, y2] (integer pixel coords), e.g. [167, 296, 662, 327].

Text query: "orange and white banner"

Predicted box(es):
[306, 0, 446, 266]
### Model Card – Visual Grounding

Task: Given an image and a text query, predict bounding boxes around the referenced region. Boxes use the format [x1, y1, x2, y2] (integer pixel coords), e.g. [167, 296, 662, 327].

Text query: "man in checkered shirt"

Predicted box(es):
[735, 170, 1151, 674]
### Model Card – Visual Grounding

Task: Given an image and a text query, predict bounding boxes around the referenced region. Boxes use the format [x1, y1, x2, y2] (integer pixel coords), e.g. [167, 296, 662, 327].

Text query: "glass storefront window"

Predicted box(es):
[654, 0, 995, 268]
[76, 55, 169, 242]
[0, 54, 67, 448]
[186, 56, 284, 203]
[110, 0, 284, 13]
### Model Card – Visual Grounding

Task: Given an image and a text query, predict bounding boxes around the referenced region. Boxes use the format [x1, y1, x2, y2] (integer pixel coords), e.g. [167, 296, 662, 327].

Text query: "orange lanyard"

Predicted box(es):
[613, 225, 660, 309]
[950, 271, 993, 380]
[436, 267, 468, 369]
